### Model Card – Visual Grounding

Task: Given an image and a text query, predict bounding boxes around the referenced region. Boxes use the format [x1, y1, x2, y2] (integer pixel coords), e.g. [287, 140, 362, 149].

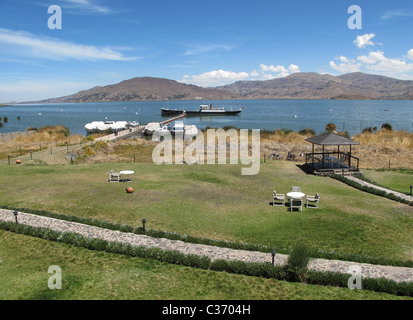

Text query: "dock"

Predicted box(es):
[159, 112, 186, 125]
[94, 124, 145, 142]
[94, 113, 187, 142]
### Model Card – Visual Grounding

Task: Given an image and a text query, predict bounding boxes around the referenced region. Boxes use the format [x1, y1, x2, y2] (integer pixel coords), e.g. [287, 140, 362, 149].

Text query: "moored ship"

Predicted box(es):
[161, 104, 242, 117]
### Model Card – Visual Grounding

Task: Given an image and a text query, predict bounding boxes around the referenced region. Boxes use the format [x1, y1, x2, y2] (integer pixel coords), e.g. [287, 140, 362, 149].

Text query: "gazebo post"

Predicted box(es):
[349, 145, 352, 168]
[312, 143, 315, 167]
[322, 145, 325, 169]
[338, 145, 340, 162]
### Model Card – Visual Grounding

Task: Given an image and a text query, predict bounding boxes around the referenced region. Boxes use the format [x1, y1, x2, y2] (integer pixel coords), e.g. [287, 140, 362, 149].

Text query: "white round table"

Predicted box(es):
[287, 192, 305, 199]
[120, 170, 135, 182]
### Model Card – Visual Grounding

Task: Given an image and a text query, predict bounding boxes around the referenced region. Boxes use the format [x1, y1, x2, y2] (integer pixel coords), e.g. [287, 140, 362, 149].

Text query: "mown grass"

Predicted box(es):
[0, 230, 410, 300]
[0, 161, 412, 262]
[363, 169, 413, 195]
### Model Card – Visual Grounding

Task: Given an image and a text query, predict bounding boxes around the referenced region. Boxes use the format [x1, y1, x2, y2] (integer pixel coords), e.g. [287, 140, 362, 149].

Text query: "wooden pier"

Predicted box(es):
[94, 113, 187, 142]
[159, 112, 186, 125]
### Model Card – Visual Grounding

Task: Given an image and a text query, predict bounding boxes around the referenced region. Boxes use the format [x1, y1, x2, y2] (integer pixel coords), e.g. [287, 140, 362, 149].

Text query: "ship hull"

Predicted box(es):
[161, 108, 241, 117]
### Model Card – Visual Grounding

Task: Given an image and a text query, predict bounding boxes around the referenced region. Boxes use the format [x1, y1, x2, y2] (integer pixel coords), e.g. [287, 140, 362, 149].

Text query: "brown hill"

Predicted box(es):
[39, 77, 237, 103]
[218, 72, 413, 100]
[36, 72, 413, 103]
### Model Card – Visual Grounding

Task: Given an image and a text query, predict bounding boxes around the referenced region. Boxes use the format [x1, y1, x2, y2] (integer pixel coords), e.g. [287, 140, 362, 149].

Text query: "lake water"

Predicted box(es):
[0, 99, 412, 137]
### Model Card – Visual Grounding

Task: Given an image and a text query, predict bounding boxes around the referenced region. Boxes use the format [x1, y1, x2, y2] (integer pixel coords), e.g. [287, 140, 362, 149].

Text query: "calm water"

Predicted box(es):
[0, 100, 412, 137]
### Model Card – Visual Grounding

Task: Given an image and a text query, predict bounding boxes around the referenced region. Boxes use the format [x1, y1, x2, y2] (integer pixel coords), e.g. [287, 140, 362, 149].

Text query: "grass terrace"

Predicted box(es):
[1, 125, 413, 300]
[0, 161, 412, 263]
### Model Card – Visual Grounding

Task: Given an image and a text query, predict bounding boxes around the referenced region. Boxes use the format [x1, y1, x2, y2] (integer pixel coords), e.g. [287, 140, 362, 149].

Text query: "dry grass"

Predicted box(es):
[0, 125, 83, 159]
[353, 129, 413, 169]
[3, 126, 413, 169]
[260, 128, 413, 169]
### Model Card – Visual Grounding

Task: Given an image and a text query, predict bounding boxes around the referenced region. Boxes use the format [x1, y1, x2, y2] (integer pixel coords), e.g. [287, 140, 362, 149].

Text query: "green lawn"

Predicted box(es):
[0, 161, 412, 262]
[0, 230, 410, 300]
[363, 169, 413, 195]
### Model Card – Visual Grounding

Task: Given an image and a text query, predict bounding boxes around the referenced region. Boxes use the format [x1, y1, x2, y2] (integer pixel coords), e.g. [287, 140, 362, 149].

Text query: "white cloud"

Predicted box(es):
[330, 50, 413, 78]
[259, 63, 300, 78]
[0, 28, 140, 61]
[358, 51, 413, 74]
[380, 10, 413, 20]
[180, 70, 250, 87]
[62, 0, 114, 14]
[407, 49, 413, 60]
[288, 64, 300, 73]
[354, 34, 376, 49]
[330, 57, 361, 73]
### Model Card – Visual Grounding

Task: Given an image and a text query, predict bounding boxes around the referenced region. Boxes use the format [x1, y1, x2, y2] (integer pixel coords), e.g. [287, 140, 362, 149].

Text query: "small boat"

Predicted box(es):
[84, 121, 128, 133]
[144, 122, 161, 135]
[127, 121, 140, 128]
[161, 104, 242, 117]
[154, 125, 171, 137]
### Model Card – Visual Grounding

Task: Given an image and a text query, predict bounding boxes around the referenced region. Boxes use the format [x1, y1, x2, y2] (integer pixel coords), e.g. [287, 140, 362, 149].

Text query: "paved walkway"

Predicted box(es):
[1, 209, 412, 283]
[94, 125, 145, 142]
[346, 176, 413, 203]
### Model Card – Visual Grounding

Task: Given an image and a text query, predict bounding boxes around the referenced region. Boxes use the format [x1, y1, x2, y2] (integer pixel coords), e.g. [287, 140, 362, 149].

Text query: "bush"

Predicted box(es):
[299, 128, 316, 136]
[325, 123, 337, 132]
[38, 125, 70, 137]
[82, 146, 96, 157]
[381, 123, 393, 131]
[82, 136, 95, 143]
[286, 243, 311, 282]
[362, 127, 373, 134]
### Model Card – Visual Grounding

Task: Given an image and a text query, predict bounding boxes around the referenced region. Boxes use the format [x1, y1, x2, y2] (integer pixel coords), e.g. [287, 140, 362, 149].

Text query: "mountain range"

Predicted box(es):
[36, 72, 413, 103]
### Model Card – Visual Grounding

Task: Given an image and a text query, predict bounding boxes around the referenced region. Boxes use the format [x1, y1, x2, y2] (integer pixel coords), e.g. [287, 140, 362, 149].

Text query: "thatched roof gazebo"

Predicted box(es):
[305, 132, 360, 175]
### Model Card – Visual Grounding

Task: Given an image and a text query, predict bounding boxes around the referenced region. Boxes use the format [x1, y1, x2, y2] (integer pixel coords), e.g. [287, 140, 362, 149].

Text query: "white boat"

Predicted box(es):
[84, 121, 128, 133]
[144, 122, 161, 135]
[154, 125, 171, 136]
[127, 121, 140, 128]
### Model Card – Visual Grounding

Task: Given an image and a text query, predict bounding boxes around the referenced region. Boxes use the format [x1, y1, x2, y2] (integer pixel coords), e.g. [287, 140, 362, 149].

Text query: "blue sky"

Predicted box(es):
[1, 0, 413, 102]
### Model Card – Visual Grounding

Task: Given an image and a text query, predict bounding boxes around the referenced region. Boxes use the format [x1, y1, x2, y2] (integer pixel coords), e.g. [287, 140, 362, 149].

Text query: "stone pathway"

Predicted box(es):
[346, 176, 413, 203]
[1, 209, 412, 283]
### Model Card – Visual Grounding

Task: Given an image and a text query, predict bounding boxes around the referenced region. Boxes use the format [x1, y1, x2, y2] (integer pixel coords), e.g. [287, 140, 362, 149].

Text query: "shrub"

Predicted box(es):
[82, 146, 96, 157]
[325, 123, 337, 132]
[38, 125, 70, 137]
[82, 136, 95, 143]
[299, 128, 316, 136]
[381, 123, 393, 131]
[286, 243, 311, 282]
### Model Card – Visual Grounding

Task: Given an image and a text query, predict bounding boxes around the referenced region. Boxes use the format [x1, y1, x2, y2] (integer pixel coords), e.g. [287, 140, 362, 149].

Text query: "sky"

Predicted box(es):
[1, 0, 413, 102]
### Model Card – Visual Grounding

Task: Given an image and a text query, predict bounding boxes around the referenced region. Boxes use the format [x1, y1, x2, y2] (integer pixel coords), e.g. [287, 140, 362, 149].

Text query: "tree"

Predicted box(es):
[325, 123, 337, 132]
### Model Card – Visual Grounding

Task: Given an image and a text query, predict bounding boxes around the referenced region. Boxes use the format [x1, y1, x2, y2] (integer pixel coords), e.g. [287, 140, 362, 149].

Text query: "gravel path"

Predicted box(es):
[346, 176, 413, 203]
[1, 209, 412, 283]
